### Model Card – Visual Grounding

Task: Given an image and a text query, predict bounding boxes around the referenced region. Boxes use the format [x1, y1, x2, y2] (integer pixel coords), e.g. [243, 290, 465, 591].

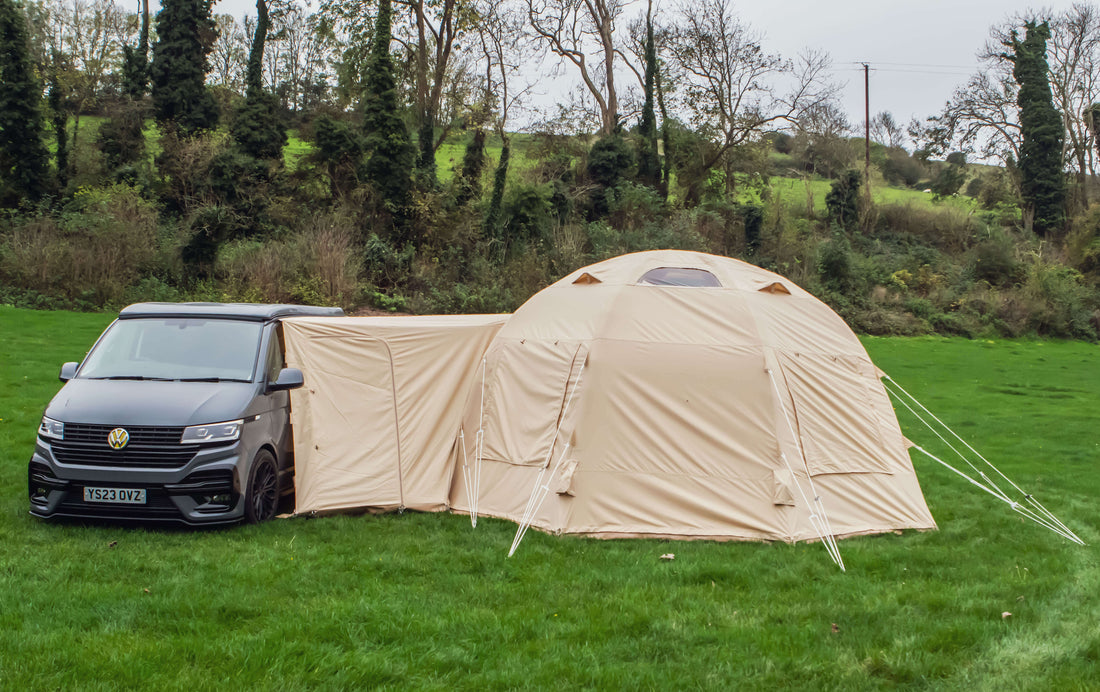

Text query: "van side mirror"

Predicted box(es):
[59, 362, 79, 382]
[268, 367, 304, 392]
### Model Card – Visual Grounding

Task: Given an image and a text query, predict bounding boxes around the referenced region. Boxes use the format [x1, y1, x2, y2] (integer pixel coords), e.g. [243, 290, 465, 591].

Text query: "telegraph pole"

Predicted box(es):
[863, 62, 871, 208]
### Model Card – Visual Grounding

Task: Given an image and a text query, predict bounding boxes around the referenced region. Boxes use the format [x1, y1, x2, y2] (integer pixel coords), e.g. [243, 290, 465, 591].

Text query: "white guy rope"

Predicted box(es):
[910, 444, 1084, 545]
[883, 377, 1083, 543]
[882, 375, 1084, 545]
[458, 357, 489, 528]
[766, 367, 846, 571]
[508, 360, 587, 558]
[884, 374, 1081, 542]
[508, 443, 571, 557]
[459, 430, 475, 528]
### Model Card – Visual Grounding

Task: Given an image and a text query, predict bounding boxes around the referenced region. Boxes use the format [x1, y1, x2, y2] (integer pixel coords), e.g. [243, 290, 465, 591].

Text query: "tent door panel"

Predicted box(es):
[482, 339, 586, 466]
[776, 351, 893, 475]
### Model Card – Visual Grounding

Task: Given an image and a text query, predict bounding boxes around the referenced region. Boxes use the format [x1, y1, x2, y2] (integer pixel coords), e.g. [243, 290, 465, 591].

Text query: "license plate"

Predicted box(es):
[83, 487, 146, 504]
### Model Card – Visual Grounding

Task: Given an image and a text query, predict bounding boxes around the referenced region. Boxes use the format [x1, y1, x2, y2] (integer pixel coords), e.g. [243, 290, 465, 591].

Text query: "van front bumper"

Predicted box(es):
[28, 438, 248, 526]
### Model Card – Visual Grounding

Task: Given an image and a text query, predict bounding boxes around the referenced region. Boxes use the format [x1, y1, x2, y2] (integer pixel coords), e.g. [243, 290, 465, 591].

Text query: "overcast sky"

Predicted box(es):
[190, 0, 1084, 131]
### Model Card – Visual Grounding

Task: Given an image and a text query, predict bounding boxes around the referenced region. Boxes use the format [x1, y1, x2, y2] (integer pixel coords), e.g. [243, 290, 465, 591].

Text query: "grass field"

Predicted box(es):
[1, 307, 1097, 689]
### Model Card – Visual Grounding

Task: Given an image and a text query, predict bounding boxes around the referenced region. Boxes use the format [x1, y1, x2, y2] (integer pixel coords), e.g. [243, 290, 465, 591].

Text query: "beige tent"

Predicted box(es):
[283, 314, 507, 514]
[448, 250, 936, 544]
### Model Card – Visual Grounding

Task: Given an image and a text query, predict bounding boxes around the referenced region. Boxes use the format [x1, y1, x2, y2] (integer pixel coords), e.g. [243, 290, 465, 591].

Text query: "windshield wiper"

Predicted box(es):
[88, 375, 174, 381]
[176, 377, 252, 383]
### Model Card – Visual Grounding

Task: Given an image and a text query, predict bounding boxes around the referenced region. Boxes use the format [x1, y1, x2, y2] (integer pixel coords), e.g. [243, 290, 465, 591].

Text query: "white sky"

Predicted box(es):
[175, 0, 1085, 131]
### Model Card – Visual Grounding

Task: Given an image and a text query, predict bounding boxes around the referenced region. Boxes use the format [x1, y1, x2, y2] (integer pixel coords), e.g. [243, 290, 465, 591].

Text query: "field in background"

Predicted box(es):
[1, 307, 1096, 689]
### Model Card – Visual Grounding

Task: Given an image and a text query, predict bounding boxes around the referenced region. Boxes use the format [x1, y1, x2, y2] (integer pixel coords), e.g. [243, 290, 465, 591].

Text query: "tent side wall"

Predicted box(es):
[284, 315, 507, 515]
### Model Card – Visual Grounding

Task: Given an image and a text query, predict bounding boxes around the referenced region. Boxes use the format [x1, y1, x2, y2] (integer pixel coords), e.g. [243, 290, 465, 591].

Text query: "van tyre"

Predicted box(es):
[246, 450, 279, 523]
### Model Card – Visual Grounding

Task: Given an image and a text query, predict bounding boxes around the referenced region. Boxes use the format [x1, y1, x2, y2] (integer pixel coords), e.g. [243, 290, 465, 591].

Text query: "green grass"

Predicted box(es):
[1, 307, 1097, 689]
[763, 176, 979, 216]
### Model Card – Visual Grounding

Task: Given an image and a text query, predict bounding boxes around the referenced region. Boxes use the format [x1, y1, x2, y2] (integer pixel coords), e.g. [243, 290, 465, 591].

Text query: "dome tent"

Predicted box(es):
[449, 250, 937, 546]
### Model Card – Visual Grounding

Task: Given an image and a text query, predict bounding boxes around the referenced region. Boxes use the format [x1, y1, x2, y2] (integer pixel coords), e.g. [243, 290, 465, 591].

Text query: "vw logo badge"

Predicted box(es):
[107, 428, 130, 450]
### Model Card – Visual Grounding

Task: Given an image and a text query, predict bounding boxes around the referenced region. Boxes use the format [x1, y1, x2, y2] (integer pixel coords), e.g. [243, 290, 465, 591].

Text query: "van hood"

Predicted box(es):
[45, 379, 258, 427]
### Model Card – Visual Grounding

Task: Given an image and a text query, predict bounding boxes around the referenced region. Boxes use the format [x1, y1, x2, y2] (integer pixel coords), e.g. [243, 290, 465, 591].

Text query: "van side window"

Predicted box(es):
[265, 328, 286, 386]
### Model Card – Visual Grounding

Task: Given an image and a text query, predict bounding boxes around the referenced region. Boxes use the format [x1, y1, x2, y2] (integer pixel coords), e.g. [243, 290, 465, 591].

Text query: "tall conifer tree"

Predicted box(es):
[121, 0, 150, 98]
[362, 0, 414, 233]
[230, 0, 286, 160]
[149, 0, 218, 135]
[636, 3, 660, 191]
[0, 0, 50, 204]
[1006, 21, 1066, 236]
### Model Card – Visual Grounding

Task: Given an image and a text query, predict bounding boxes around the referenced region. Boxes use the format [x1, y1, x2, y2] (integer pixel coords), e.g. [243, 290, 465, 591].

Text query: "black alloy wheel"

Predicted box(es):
[246, 450, 279, 523]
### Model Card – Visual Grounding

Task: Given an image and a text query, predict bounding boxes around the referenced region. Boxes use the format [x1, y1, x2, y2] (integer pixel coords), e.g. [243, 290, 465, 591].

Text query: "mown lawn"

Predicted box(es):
[1, 307, 1096, 689]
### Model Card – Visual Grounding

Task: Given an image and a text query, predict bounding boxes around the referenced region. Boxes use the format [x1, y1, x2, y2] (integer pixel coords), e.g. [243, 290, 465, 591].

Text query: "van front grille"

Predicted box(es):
[62, 424, 185, 445]
[51, 424, 197, 469]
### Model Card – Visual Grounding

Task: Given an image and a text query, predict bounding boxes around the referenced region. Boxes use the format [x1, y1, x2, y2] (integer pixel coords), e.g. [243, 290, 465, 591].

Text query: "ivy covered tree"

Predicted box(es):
[1005, 21, 1066, 236]
[1089, 103, 1100, 161]
[361, 0, 414, 236]
[149, 0, 218, 135]
[48, 63, 69, 188]
[825, 169, 862, 232]
[230, 0, 286, 160]
[121, 0, 150, 99]
[636, 4, 660, 191]
[455, 128, 486, 206]
[0, 0, 51, 205]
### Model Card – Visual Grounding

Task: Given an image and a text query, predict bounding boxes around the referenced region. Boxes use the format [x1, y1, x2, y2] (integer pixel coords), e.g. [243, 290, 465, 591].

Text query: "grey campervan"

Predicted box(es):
[28, 303, 342, 525]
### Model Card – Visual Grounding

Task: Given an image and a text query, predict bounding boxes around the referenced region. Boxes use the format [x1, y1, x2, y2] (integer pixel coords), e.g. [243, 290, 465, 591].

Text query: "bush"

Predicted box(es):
[881, 148, 924, 187]
[825, 170, 861, 231]
[970, 231, 1023, 287]
[1020, 259, 1096, 338]
[817, 227, 854, 293]
[0, 184, 157, 306]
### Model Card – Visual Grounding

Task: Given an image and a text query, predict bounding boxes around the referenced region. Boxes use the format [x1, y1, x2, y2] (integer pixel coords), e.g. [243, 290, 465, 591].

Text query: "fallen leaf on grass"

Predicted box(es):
[831, 623, 840, 633]
[143, 588, 150, 594]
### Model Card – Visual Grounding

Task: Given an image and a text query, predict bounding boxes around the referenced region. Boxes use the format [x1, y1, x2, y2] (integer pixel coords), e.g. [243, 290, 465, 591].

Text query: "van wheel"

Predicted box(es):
[246, 450, 279, 523]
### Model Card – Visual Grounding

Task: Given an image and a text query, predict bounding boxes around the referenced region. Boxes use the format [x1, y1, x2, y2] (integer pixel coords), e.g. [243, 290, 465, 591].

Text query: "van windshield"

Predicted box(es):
[78, 318, 263, 382]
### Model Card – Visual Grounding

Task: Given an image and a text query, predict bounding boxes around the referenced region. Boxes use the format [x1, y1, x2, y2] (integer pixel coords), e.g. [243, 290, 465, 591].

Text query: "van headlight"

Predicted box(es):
[39, 416, 64, 440]
[180, 420, 242, 444]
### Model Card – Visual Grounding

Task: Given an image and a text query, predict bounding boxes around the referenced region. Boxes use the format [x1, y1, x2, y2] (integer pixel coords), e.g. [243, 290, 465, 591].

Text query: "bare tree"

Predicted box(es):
[210, 13, 247, 90]
[667, 0, 836, 174]
[1049, 3, 1100, 203]
[273, 6, 334, 112]
[526, 0, 636, 135]
[871, 111, 906, 149]
[915, 57, 1021, 169]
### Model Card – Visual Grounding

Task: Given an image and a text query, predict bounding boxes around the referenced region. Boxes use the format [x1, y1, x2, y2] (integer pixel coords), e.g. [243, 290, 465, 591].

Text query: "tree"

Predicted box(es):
[635, 0, 659, 191]
[1005, 20, 1066, 235]
[526, 0, 633, 136]
[791, 101, 853, 179]
[1048, 5, 1100, 206]
[231, 0, 287, 160]
[362, 0, 415, 235]
[210, 14, 248, 90]
[455, 127, 486, 206]
[667, 0, 835, 193]
[475, 0, 528, 241]
[150, 0, 218, 135]
[1091, 102, 1100, 160]
[870, 111, 905, 149]
[48, 60, 69, 187]
[121, 0, 150, 97]
[0, 0, 51, 205]
[825, 169, 861, 232]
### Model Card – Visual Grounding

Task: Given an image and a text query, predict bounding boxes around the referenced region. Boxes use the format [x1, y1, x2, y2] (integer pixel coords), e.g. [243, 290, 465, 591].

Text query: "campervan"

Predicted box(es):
[28, 302, 342, 525]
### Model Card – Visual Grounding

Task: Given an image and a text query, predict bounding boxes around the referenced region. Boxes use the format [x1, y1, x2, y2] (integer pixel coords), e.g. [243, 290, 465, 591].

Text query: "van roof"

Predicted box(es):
[119, 303, 345, 322]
